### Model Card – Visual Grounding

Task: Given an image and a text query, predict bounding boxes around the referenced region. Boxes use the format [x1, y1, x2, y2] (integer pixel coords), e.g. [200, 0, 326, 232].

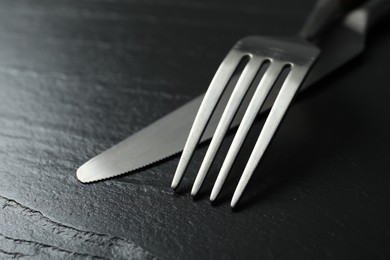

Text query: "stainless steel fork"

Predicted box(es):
[171, 0, 364, 208]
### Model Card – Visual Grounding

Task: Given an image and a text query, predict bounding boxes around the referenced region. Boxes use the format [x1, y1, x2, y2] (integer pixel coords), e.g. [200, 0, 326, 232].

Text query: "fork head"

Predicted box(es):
[171, 36, 320, 208]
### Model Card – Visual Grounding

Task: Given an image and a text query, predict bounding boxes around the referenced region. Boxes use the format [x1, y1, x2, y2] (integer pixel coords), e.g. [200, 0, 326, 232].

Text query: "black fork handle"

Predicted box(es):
[299, 0, 366, 40]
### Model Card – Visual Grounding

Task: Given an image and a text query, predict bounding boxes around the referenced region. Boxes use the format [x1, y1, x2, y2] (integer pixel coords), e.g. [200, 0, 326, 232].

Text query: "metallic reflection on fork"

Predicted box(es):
[171, 0, 365, 208]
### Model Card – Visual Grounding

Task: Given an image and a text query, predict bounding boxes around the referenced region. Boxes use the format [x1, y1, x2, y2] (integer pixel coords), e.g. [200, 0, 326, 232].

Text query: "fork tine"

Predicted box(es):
[171, 50, 245, 190]
[230, 66, 309, 208]
[210, 61, 285, 201]
[191, 57, 265, 196]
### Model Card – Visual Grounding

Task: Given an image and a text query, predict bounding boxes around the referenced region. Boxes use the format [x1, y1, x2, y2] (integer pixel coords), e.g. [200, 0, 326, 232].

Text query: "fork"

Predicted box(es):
[171, 0, 363, 208]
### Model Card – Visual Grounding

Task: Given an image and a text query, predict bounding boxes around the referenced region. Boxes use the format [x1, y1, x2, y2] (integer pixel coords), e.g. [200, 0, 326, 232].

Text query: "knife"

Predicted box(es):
[77, 0, 389, 183]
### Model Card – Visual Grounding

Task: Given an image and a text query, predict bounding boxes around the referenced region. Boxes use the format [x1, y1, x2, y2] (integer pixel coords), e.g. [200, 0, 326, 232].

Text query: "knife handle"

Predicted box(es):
[339, 0, 367, 10]
[299, 0, 366, 40]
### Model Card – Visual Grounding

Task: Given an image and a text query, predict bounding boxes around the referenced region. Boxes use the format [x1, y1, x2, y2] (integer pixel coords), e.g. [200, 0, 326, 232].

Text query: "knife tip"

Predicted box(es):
[76, 164, 92, 183]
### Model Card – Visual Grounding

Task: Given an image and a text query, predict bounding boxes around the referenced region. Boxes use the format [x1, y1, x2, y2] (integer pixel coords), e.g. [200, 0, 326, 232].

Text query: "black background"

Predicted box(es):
[1, 0, 390, 259]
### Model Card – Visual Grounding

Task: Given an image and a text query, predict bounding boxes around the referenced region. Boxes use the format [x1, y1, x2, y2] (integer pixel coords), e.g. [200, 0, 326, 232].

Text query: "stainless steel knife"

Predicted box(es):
[77, 0, 389, 183]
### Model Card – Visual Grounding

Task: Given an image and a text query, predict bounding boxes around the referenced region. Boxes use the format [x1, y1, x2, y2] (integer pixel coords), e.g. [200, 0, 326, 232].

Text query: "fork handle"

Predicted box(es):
[360, 0, 390, 31]
[343, 0, 390, 34]
[299, 0, 366, 40]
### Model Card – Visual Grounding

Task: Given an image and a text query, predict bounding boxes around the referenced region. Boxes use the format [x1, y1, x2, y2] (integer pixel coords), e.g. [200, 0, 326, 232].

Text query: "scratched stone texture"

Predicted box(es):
[1, 0, 390, 259]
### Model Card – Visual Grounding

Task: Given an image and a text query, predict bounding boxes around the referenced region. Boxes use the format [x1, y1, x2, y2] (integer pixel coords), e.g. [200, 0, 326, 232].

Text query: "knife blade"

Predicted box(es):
[77, 5, 369, 183]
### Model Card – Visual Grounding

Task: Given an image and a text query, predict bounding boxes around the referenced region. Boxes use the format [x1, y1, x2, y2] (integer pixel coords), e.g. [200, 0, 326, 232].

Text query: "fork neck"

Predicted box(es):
[298, 0, 366, 40]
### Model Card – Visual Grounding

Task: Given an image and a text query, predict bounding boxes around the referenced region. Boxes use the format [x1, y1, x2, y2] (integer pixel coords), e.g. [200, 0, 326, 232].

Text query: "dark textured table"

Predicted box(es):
[1, 0, 390, 259]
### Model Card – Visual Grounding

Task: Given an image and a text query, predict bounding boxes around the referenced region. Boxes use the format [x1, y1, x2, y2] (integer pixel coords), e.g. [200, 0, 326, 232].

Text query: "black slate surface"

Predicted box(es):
[1, 0, 390, 259]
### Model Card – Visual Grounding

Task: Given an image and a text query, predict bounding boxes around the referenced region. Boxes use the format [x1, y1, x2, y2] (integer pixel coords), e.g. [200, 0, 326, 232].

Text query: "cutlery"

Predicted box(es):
[171, 0, 367, 206]
[77, 0, 389, 186]
[171, 27, 322, 206]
